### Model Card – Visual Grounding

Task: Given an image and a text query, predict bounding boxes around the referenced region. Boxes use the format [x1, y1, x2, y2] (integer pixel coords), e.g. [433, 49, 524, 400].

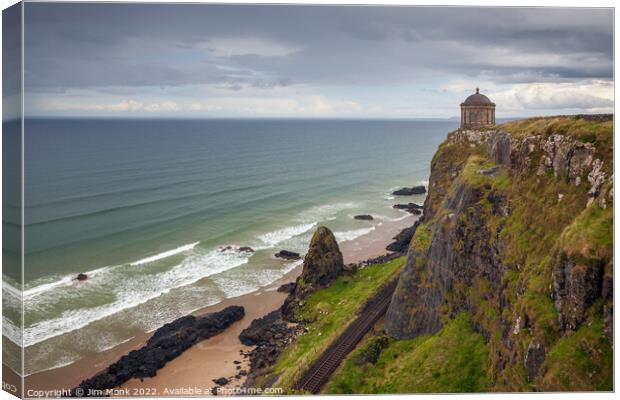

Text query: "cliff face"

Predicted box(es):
[384, 116, 613, 391]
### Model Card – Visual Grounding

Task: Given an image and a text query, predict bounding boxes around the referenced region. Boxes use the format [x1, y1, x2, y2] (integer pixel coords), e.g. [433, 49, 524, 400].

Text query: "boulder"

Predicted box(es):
[277, 282, 296, 294]
[213, 377, 229, 386]
[281, 226, 344, 321]
[76, 273, 88, 281]
[239, 310, 285, 346]
[354, 214, 374, 221]
[274, 250, 301, 260]
[386, 222, 419, 254]
[238, 310, 302, 376]
[392, 186, 426, 196]
[393, 203, 423, 215]
[238, 246, 254, 253]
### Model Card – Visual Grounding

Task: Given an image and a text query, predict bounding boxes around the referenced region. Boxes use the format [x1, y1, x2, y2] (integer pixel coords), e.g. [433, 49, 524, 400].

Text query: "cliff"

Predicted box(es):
[384, 115, 613, 391]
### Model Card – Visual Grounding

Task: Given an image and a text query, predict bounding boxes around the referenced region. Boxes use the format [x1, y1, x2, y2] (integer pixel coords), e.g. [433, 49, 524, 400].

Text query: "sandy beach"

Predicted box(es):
[23, 213, 416, 396]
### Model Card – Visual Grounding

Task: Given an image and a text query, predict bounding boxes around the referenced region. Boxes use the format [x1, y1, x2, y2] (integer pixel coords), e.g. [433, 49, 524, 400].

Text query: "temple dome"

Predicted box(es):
[461, 88, 495, 106]
[460, 88, 496, 129]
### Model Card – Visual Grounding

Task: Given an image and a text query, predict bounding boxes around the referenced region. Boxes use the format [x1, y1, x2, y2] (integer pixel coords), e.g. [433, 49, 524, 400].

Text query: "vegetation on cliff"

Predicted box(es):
[328, 313, 489, 393]
[264, 256, 405, 390]
[382, 115, 612, 392]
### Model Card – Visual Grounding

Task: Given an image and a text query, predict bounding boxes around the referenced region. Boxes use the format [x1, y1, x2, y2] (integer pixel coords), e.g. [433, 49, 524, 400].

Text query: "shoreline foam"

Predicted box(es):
[6, 199, 400, 353]
[23, 210, 416, 392]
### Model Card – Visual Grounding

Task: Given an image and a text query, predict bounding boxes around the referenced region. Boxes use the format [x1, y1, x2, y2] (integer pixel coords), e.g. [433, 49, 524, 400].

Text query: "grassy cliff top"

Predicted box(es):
[498, 114, 613, 143]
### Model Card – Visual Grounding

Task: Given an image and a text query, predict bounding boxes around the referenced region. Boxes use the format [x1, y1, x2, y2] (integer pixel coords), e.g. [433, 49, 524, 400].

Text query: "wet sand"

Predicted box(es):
[23, 212, 416, 396]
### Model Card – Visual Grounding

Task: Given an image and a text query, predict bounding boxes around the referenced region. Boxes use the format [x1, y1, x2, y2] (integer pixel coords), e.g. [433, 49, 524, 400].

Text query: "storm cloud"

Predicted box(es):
[23, 3, 613, 117]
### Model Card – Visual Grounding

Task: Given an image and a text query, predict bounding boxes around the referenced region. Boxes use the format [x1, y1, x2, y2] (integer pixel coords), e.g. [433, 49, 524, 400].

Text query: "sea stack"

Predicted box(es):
[282, 226, 344, 321]
[392, 186, 426, 196]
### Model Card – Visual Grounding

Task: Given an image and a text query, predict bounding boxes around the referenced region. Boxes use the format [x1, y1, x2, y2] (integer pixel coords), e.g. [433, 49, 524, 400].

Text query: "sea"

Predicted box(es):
[2, 118, 457, 376]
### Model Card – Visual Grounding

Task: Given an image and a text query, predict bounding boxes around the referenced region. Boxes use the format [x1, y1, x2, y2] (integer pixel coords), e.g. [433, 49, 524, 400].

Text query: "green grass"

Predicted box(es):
[410, 222, 432, 253]
[327, 313, 490, 394]
[542, 316, 613, 391]
[499, 116, 612, 142]
[460, 155, 512, 192]
[559, 204, 613, 260]
[269, 256, 405, 390]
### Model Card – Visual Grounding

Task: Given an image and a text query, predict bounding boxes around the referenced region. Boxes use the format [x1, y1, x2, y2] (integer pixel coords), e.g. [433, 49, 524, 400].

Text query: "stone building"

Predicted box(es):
[460, 88, 495, 129]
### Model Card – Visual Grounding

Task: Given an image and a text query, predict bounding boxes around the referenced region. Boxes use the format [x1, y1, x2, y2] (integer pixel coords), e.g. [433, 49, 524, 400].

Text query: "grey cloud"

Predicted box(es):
[23, 4, 613, 93]
[517, 92, 613, 110]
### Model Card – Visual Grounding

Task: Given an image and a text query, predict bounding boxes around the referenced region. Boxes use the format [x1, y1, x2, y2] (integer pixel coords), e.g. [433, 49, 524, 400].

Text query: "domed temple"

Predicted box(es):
[460, 88, 495, 129]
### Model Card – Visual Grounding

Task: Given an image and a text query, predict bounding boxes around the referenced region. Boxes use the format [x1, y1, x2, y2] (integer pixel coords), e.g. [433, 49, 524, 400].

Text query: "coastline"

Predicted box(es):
[23, 212, 416, 395]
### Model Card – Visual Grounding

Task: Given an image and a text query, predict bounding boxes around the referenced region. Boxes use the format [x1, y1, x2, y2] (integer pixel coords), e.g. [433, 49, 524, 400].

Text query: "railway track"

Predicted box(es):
[293, 276, 400, 394]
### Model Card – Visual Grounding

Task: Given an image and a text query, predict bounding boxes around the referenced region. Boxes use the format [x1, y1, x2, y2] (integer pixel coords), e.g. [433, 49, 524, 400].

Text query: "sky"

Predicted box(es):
[20, 3, 614, 118]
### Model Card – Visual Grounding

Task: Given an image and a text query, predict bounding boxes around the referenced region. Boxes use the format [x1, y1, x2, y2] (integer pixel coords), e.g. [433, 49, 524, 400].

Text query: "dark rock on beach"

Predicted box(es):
[220, 245, 254, 253]
[239, 310, 302, 387]
[347, 252, 403, 272]
[392, 185, 426, 196]
[393, 203, 424, 215]
[354, 214, 374, 220]
[72, 306, 245, 396]
[213, 377, 229, 386]
[386, 222, 419, 254]
[76, 273, 88, 281]
[277, 282, 296, 294]
[240, 309, 288, 347]
[274, 250, 301, 260]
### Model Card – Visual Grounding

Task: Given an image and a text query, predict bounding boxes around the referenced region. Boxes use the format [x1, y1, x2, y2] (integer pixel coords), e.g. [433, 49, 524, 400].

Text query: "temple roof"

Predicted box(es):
[461, 88, 495, 106]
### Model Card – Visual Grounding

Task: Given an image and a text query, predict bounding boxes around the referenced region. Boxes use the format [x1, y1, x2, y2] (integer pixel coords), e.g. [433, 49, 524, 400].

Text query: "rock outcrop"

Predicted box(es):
[384, 116, 613, 391]
[392, 186, 426, 196]
[281, 226, 344, 321]
[275, 250, 301, 260]
[239, 310, 301, 372]
[277, 282, 296, 294]
[354, 214, 374, 220]
[385, 222, 418, 254]
[393, 203, 423, 214]
[73, 306, 245, 395]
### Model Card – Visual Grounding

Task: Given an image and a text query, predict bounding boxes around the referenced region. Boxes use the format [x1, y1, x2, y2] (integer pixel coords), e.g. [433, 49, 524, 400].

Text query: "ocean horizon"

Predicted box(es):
[3, 118, 457, 376]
